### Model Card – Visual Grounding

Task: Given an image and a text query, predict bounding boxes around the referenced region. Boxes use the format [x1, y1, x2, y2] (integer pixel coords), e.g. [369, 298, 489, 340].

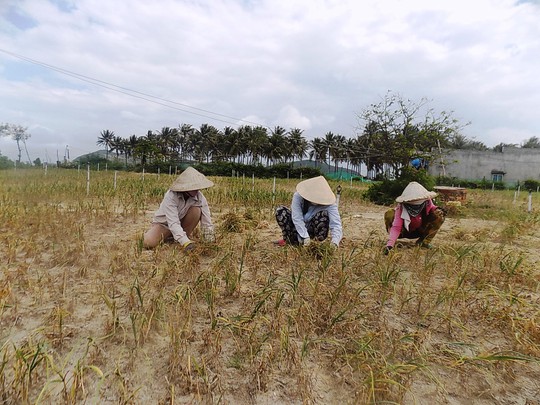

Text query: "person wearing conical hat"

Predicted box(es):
[143, 167, 215, 250]
[383, 181, 446, 254]
[275, 176, 343, 247]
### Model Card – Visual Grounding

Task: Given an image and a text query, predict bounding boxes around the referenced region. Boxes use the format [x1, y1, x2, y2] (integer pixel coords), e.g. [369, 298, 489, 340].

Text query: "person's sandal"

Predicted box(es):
[273, 239, 286, 247]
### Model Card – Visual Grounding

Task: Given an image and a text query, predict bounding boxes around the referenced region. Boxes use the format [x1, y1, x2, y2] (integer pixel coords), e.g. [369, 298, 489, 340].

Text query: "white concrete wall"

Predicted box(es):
[428, 147, 540, 185]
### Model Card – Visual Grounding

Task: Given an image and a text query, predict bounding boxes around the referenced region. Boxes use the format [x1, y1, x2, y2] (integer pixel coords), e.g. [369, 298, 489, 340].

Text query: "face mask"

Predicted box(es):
[403, 201, 427, 217]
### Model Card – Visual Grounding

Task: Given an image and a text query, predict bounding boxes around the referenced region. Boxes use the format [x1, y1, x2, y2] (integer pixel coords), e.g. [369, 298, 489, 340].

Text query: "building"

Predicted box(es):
[428, 147, 540, 185]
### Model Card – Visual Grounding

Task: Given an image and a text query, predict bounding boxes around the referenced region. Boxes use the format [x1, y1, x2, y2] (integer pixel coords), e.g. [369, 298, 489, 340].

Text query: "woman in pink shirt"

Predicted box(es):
[384, 182, 446, 254]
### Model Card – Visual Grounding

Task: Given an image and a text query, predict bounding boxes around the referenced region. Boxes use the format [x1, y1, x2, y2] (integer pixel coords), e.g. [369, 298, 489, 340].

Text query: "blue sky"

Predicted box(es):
[1, 0, 540, 162]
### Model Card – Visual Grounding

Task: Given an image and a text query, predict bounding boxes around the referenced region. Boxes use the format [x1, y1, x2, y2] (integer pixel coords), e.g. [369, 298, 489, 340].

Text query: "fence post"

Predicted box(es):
[272, 177, 276, 210]
[86, 163, 90, 196]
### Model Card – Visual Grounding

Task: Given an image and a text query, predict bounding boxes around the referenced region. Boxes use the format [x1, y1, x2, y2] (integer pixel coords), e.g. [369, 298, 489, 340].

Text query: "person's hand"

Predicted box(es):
[383, 246, 393, 255]
[182, 241, 196, 251]
[302, 237, 311, 247]
[436, 207, 448, 217]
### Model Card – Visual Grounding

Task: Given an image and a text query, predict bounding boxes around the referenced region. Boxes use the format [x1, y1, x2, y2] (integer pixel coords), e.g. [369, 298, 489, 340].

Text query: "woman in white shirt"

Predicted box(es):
[143, 167, 215, 250]
[275, 176, 342, 247]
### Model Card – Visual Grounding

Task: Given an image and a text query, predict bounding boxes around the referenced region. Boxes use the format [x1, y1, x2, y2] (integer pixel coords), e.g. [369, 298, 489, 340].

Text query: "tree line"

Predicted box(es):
[3, 93, 539, 174]
[96, 93, 474, 178]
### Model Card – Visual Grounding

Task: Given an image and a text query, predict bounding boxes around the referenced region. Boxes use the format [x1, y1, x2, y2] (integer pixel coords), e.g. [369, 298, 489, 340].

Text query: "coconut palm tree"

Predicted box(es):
[158, 126, 178, 160]
[265, 127, 287, 165]
[288, 128, 308, 162]
[249, 126, 270, 165]
[222, 126, 238, 162]
[309, 137, 327, 168]
[178, 124, 195, 162]
[97, 129, 115, 160]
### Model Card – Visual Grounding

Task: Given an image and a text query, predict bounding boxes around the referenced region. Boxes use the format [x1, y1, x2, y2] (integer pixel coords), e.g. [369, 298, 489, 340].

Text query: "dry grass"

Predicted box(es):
[1, 168, 540, 404]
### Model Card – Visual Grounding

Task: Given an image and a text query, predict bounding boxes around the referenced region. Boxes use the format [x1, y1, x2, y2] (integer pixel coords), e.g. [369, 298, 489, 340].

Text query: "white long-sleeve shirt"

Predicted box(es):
[290, 192, 343, 245]
[152, 190, 213, 245]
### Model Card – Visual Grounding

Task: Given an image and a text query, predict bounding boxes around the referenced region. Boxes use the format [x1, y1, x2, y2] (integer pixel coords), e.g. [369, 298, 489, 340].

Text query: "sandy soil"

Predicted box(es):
[2, 198, 540, 404]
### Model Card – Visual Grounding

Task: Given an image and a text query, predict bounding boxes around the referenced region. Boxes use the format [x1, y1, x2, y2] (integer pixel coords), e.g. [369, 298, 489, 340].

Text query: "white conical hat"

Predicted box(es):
[170, 167, 214, 192]
[296, 176, 336, 205]
[395, 181, 437, 203]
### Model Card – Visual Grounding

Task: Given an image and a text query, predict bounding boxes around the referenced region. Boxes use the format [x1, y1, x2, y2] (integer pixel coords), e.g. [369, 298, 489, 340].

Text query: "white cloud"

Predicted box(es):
[275, 105, 312, 130]
[1, 0, 540, 161]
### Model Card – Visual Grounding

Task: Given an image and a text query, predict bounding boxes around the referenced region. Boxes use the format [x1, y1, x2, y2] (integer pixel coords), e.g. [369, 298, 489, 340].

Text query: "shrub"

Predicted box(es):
[363, 168, 436, 206]
[523, 179, 540, 192]
[0, 154, 13, 170]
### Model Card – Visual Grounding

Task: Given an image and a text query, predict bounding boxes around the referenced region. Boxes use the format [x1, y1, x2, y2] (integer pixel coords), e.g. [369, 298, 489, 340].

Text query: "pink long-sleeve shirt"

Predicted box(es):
[386, 200, 437, 248]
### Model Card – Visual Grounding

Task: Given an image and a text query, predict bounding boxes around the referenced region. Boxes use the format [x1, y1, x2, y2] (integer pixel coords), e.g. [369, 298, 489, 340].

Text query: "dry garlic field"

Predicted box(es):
[1, 168, 540, 405]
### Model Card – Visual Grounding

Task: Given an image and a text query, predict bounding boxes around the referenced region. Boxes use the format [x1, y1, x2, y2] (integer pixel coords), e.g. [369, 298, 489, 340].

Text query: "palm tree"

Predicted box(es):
[158, 127, 178, 160]
[323, 132, 337, 170]
[110, 135, 124, 160]
[236, 126, 252, 164]
[309, 137, 327, 168]
[332, 134, 347, 173]
[522, 136, 540, 148]
[193, 124, 219, 163]
[127, 135, 139, 164]
[249, 126, 270, 165]
[97, 130, 115, 160]
[178, 124, 195, 162]
[223, 126, 240, 163]
[265, 127, 287, 165]
[288, 128, 308, 162]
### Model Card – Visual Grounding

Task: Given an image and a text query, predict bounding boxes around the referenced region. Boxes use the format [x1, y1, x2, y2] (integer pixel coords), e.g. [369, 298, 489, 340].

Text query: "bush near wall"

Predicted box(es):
[522, 179, 540, 191]
[436, 176, 506, 190]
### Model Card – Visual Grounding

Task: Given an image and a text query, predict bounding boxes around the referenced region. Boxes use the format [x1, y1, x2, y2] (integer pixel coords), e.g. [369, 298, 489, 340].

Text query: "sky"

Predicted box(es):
[1, 0, 540, 163]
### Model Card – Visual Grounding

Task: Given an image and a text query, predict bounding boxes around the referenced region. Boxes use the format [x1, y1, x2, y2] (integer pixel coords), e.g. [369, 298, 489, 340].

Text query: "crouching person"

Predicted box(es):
[384, 181, 445, 255]
[275, 176, 342, 248]
[143, 167, 215, 250]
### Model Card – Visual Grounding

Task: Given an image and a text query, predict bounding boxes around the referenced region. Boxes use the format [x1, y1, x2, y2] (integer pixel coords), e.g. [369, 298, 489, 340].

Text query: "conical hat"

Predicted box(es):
[170, 167, 214, 192]
[296, 176, 336, 205]
[395, 181, 437, 203]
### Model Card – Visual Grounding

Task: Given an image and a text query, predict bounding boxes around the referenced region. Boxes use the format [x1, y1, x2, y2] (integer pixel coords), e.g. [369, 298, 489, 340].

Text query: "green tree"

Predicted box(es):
[0, 123, 32, 163]
[0, 153, 13, 169]
[522, 136, 540, 148]
[492, 142, 517, 152]
[248, 126, 269, 164]
[309, 137, 327, 168]
[448, 133, 487, 150]
[356, 91, 466, 179]
[265, 126, 287, 165]
[97, 129, 115, 160]
[133, 137, 158, 168]
[288, 128, 308, 162]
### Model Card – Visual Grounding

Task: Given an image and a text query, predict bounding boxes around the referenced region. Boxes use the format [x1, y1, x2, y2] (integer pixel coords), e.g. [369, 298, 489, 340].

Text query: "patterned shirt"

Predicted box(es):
[290, 192, 343, 245]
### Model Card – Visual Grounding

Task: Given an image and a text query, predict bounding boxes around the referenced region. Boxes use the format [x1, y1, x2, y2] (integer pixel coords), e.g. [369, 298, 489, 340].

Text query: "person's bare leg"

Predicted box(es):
[143, 224, 172, 249]
[180, 206, 202, 238]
